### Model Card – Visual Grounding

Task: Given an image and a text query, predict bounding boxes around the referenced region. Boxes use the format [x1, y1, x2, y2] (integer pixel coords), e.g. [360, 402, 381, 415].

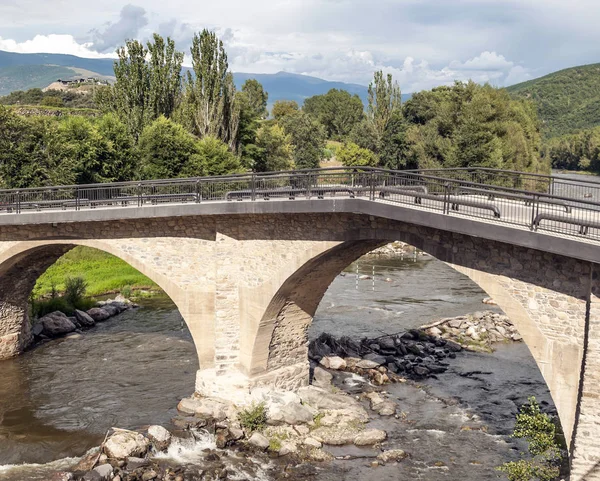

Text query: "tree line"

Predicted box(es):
[0, 30, 549, 189]
[542, 127, 600, 174]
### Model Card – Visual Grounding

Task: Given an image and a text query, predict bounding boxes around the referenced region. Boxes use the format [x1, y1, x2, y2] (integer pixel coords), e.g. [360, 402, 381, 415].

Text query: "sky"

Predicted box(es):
[0, 0, 598, 92]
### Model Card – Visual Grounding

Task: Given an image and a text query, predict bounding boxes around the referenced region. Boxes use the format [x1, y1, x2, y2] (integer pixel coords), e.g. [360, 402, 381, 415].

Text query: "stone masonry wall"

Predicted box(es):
[0, 212, 597, 476]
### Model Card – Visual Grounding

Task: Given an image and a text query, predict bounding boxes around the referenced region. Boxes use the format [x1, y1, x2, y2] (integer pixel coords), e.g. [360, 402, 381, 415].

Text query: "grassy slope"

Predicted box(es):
[0, 65, 79, 96]
[507, 63, 600, 138]
[34, 246, 158, 298]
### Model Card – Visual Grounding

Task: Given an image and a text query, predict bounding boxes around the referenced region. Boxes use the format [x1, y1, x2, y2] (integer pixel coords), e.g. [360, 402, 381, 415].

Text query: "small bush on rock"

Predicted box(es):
[238, 403, 267, 433]
[497, 397, 563, 481]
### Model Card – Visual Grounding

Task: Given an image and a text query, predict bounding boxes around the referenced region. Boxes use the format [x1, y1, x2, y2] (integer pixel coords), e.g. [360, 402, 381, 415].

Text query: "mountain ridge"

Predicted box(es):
[0, 50, 415, 107]
[506, 62, 600, 138]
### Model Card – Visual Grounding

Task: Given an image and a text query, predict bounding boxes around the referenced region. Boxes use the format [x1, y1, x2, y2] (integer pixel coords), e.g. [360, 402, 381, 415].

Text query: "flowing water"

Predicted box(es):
[0, 254, 553, 480]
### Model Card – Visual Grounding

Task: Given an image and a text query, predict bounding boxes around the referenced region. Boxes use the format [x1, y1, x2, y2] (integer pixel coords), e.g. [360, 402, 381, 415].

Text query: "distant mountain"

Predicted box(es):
[0, 65, 81, 95]
[0, 50, 115, 76]
[506, 63, 600, 138]
[0, 50, 413, 108]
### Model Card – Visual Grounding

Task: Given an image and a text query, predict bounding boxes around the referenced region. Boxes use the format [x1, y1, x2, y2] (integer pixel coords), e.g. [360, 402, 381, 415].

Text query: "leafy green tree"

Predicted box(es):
[137, 116, 200, 179]
[303, 89, 364, 139]
[272, 100, 299, 121]
[498, 397, 563, 481]
[94, 34, 183, 139]
[349, 119, 382, 154]
[402, 81, 546, 173]
[241, 79, 269, 120]
[183, 136, 241, 177]
[543, 126, 600, 173]
[53, 116, 104, 184]
[380, 110, 411, 169]
[0, 108, 78, 187]
[368, 71, 402, 137]
[337, 142, 378, 167]
[180, 29, 239, 151]
[253, 124, 294, 172]
[95, 114, 137, 182]
[235, 81, 269, 169]
[146, 34, 184, 121]
[280, 111, 326, 169]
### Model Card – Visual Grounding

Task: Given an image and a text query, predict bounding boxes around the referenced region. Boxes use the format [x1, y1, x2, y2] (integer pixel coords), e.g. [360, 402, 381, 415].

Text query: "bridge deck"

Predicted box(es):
[0, 167, 598, 262]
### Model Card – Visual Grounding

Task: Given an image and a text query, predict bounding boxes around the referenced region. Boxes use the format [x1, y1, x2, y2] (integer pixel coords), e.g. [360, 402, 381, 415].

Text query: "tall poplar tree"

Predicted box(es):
[368, 71, 402, 137]
[94, 34, 183, 140]
[181, 29, 240, 152]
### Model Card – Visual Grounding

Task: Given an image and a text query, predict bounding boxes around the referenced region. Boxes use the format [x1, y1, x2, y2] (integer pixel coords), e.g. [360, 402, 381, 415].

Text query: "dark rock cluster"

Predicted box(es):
[309, 330, 463, 379]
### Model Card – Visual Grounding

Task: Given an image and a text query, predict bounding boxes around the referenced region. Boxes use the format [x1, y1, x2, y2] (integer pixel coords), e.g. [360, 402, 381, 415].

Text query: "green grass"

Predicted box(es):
[33, 246, 158, 299]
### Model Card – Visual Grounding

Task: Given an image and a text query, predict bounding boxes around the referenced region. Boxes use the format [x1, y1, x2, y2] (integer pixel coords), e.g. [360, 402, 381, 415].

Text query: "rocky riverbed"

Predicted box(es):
[40, 309, 528, 481]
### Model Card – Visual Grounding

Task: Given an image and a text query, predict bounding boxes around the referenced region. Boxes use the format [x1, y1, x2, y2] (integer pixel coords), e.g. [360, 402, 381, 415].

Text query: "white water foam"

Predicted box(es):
[343, 373, 367, 387]
[153, 429, 217, 463]
[0, 457, 80, 480]
[407, 428, 447, 438]
[153, 431, 273, 480]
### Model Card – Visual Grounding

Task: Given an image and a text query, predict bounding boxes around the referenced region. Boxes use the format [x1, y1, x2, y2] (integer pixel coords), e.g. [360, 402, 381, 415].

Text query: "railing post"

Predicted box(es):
[443, 183, 450, 214]
[369, 171, 375, 201]
[196, 179, 201, 203]
[251, 173, 256, 201]
[16, 191, 20, 214]
[137, 183, 142, 207]
[306, 173, 312, 199]
[75, 187, 80, 211]
[530, 194, 539, 230]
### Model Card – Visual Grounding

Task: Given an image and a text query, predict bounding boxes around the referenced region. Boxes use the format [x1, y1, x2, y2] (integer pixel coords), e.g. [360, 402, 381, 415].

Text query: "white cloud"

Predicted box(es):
[0, 34, 114, 58]
[0, 0, 597, 91]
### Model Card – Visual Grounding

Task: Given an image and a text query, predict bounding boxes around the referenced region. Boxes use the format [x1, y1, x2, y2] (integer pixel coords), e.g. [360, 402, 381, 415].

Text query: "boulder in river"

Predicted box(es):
[177, 396, 235, 421]
[147, 425, 171, 451]
[311, 366, 333, 388]
[377, 449, 408, 463]
[297, 386, 368, 421]
[100, 304, 119, 317]
[248, 432, 270, 450]
[75, 309, 95, 328]
[354, 428, 387, 446]
[319, 356, 346, 370]
[86, 308, 110, 322]
[40, 312, 76, 337]
[103, 431, 150, 459]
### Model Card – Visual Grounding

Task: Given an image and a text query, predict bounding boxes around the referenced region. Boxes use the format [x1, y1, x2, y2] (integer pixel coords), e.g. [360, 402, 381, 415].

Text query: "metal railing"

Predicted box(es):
[410, 167, 600, 204]
[1, 167, 600, 243]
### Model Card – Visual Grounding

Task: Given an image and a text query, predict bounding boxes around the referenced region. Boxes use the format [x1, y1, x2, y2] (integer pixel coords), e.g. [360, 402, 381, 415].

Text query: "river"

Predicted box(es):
[0, 253, 554, 480]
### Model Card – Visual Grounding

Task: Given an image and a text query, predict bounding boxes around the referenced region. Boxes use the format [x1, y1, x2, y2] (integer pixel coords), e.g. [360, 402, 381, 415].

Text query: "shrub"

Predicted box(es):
[121, 285, 132, 299]
[33, 297, 72, 318]
[337, 142, 378, 167]
[497, 397, 563, 481]
[64, 276, 87, 306]
[238, 402, 267, 433]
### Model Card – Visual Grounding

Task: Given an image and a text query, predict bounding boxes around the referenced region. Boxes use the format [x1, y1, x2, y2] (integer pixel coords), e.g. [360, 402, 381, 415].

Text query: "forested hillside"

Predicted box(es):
[0, 65, 81, 95]
[507, 63, 600, 139]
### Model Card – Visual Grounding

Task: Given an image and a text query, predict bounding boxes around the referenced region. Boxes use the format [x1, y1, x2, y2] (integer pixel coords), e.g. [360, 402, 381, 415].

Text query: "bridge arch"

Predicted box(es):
[244, 225, 593, 450]
[0, 239, 215, 369]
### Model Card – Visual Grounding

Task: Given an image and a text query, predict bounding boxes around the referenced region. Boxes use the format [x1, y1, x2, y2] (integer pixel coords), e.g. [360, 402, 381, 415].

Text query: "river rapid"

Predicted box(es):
[0, 253, 555, 480]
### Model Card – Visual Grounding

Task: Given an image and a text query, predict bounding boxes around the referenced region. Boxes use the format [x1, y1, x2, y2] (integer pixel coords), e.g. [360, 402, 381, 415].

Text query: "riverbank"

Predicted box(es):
[33, 246, 158, 298]
[28, 295, 139, 349]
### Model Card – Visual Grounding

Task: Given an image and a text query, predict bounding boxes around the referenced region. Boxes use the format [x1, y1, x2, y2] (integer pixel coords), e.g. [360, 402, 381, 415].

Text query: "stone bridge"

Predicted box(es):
[0, 168, 599, 478]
